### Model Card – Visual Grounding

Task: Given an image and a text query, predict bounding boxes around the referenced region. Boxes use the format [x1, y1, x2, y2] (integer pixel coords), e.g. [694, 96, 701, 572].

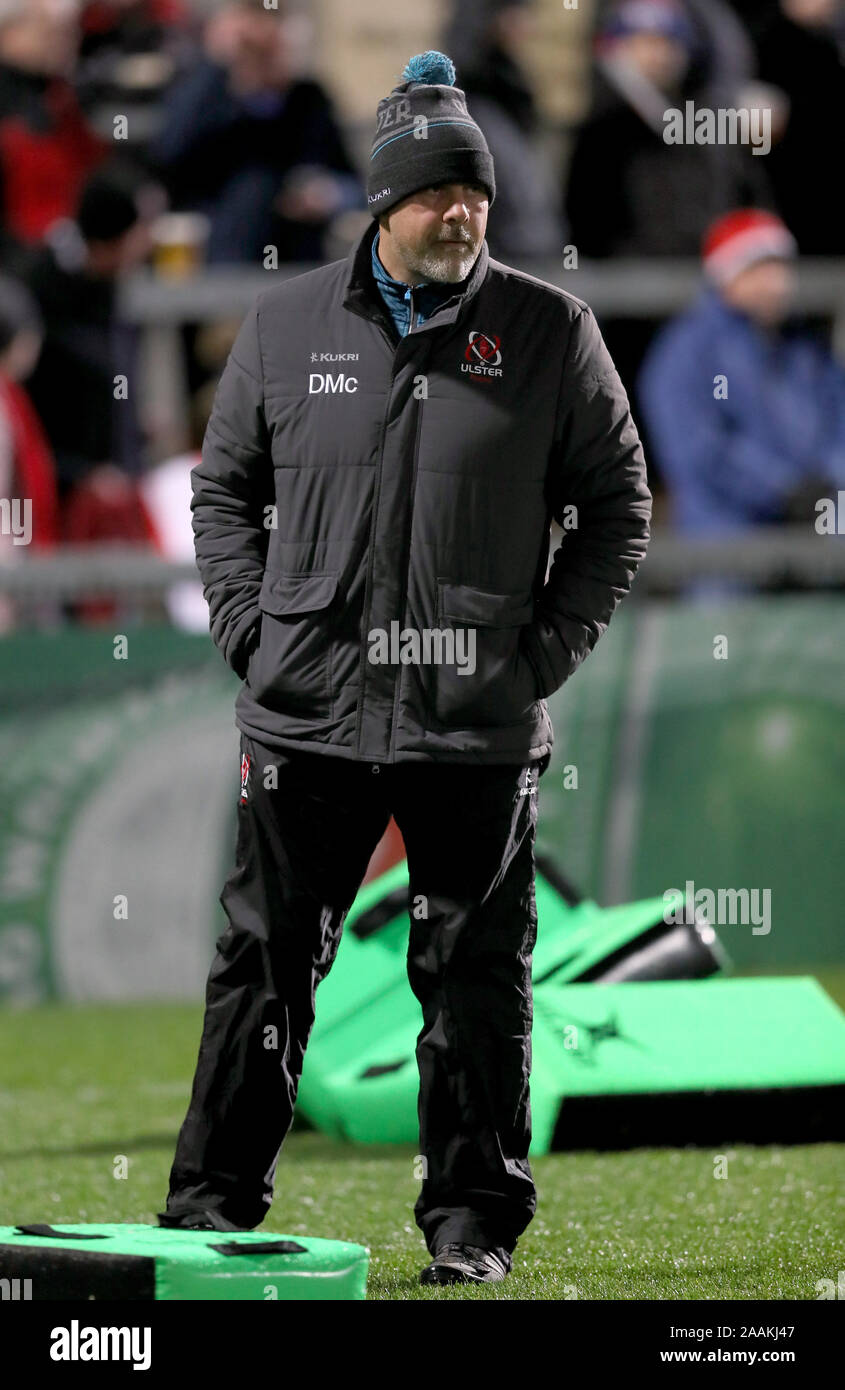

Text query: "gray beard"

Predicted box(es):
[398, 235, 479, 284]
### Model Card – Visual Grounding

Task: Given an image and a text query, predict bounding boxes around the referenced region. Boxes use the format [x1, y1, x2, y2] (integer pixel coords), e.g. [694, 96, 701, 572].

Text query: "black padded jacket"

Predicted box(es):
[191, 218, 652, 764]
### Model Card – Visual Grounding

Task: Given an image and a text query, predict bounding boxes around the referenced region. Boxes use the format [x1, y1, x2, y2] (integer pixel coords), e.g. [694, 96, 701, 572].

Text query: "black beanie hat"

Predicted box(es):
[77, 165, 143, 243]
[367, 51, 495, 218]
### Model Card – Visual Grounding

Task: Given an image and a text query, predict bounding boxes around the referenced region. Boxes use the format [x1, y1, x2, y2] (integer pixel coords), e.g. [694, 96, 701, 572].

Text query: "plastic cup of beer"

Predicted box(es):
[151, 213, 210, 278]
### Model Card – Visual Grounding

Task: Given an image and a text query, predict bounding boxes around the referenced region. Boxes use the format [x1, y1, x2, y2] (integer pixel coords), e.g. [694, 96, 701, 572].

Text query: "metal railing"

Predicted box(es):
[1, 528, 843, 603]
[119, 259, 845, 324]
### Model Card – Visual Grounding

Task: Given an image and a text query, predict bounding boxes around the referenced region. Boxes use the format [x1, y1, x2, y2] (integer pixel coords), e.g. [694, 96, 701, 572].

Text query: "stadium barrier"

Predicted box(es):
[119, 259, 845, 323]
[2, 527, 845, 604]
[0, 593, 842, 1003]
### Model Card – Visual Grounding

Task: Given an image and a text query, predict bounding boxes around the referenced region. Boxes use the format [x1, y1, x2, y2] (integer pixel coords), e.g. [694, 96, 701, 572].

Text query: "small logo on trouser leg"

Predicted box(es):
[239, 753, 252, 805]
[517, 769, 537, 797]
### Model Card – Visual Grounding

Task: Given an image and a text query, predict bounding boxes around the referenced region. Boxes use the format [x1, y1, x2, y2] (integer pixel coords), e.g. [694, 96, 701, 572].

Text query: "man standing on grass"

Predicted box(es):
[159, 51, 651, 1286]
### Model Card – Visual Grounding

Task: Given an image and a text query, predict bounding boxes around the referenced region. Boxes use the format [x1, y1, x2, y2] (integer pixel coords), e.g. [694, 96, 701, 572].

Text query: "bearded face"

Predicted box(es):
[379, 183, 488, 284]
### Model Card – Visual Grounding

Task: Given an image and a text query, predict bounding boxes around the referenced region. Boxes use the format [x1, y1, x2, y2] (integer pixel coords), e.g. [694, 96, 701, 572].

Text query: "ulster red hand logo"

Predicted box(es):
[462, 331, 503, 379]
[465, 331, 502, 366]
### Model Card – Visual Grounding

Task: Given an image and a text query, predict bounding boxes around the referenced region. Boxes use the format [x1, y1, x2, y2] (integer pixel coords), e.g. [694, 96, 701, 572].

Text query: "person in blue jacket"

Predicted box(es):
[638, 208, 845, 536]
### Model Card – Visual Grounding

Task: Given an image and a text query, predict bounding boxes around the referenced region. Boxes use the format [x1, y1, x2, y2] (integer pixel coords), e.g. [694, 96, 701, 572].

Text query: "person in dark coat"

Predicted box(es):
[80, 0, 191, 60]
[158, 52, 651, 1287]
[565, 0, 772, 258]
[24, 160, 158, 495]
[565, 0, 777, 425]
[151, 0, 362, 264]
[747, 0, 845, 254]
[440, 0, 563, 258]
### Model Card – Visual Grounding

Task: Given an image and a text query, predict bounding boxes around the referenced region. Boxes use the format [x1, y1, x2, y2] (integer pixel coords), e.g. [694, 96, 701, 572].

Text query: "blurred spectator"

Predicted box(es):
[746, 0, 845, 254]
[0, 274, 59, 629]
[682, 0, 757, 100]
[0, 274, 58, 544]
[637, 209, 845, 535]
[139, 368, 223, 633]
[80, 0, 192, 60]
[24, 160, 162, 507]
[76, 0, 198, 155]
[442, 0, 562, 258]
[0, 0, 106, 258]
[141, 445, 206, 628]
[566, 0, 772, 257]
[151, 0, 362, 264]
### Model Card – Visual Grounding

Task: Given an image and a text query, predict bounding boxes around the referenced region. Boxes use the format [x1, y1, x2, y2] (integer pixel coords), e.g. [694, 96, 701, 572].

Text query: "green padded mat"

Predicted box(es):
[297, 866, 717, 1147]
[298, 867, 693, 1133]
[0, 1224, 369, 1300]
[299, 977, 845, 1152]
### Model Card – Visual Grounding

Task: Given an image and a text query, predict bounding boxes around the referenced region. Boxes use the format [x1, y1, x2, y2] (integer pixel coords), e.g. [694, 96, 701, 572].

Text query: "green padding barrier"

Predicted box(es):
[308, 862, 699, 1042]
[0, 1224, 369, 1301]
[313, 864, 678, 1024]
[537, 597, 845, 968]
[535, 977, 845, 1093]
[1, 600, 843, 1003]
[297, 866, 729, 1151]
[300, 887, 845, 1151]
[541, 978, 845, 1149]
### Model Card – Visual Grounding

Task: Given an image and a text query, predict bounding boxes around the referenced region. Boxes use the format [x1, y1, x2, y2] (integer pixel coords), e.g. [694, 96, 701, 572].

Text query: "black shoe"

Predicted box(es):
[157, 1207, 245, 1232]
[419, 1243, 512, 1285]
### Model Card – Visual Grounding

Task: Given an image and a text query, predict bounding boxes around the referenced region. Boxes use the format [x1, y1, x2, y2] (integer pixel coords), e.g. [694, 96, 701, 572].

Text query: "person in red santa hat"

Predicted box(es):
[638, 207, 845, 538]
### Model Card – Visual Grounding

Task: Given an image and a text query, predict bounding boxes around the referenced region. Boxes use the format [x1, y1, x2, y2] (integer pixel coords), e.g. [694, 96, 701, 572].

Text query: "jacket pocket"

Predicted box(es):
[430, 581, 539, 728]
[247, 568, 339, 715]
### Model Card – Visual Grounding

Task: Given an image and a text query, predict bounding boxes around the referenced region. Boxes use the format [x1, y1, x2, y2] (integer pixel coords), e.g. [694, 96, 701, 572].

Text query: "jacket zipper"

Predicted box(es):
[354, 319, 400, 756]
[387, 290, 428, 756]
[352, 292, 437, 756]
[387, 381, 426, 758]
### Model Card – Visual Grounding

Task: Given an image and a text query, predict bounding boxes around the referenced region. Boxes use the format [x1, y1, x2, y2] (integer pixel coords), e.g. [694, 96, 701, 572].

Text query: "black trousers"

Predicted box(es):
[161, 733, 551, 1256]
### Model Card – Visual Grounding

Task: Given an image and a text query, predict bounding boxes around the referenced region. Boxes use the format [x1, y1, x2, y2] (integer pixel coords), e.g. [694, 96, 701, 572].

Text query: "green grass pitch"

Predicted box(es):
[2, 969, 844, 1301]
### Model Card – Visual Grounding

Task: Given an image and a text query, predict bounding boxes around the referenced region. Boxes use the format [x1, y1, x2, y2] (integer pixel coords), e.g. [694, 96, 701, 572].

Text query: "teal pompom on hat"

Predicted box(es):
[400, 51, 457, 85]
[367, 51, 495, 217]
